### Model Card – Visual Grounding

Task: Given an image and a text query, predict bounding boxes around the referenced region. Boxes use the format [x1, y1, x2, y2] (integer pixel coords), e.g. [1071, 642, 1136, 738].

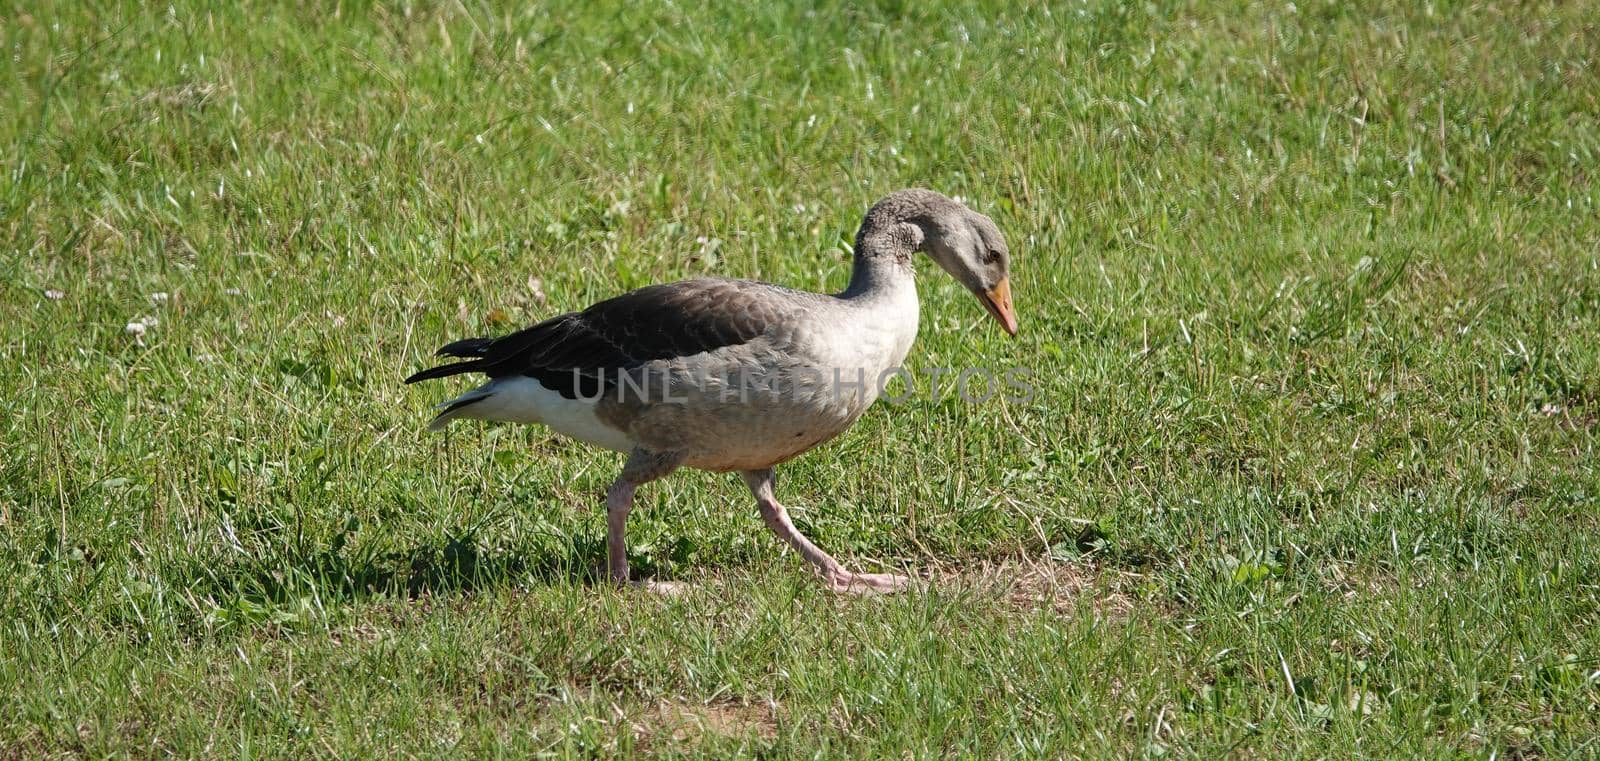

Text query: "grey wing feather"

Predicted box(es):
[405, 279, 804, 399]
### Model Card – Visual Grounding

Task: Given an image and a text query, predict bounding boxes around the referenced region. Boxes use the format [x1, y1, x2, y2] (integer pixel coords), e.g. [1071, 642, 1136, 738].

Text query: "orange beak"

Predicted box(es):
[978, 277, 1019, 337]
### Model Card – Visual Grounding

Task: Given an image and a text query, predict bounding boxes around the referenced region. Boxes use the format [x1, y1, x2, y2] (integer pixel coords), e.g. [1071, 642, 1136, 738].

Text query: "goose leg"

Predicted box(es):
[604, 479, 637, 584]
[606, 449, 683, 587]
[740, 469, 910, 594]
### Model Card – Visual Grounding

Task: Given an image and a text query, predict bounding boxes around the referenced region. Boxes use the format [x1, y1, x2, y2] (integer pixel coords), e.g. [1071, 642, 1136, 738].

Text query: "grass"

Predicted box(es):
[3, 0, 1598, 756]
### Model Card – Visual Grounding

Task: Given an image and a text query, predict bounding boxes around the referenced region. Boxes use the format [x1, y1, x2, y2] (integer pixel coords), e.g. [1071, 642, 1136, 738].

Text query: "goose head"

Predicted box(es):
[861, 189, 1019, 336]
[920, 200, 1018, 337]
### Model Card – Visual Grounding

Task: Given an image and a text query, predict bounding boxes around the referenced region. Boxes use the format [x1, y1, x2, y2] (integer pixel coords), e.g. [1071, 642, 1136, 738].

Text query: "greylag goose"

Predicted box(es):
[406, 189, 1017, 593]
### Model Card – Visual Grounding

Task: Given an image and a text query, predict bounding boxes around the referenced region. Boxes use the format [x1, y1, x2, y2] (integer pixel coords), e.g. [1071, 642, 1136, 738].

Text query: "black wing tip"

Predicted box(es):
[406, 337, 496, 384]
[404, 359, 484, 384]
[435, 337, 494, 358]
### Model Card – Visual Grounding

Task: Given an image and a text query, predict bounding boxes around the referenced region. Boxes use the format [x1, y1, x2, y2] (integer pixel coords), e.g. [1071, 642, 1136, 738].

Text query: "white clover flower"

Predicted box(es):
[125, 321, 148, 346]
[44, 288, 65, 300]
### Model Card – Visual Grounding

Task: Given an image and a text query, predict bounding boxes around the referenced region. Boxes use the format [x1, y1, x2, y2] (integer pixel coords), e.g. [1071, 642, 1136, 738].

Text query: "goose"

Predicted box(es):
[405, 189, 1017, 593]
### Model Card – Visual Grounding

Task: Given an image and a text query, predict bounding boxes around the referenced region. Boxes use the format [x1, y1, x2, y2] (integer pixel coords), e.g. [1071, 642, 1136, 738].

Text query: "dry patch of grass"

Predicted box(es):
[930, 555, 1141, 619]
[633, 699, 780, 747]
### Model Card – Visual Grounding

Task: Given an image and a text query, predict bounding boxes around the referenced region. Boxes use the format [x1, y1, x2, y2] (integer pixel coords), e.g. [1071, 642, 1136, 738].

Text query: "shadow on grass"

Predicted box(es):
[172, 531, 658, 628]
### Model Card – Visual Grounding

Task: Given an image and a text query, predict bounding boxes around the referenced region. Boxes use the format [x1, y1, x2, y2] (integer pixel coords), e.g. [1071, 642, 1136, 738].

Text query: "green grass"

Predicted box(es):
[4, 0, 1599, 756]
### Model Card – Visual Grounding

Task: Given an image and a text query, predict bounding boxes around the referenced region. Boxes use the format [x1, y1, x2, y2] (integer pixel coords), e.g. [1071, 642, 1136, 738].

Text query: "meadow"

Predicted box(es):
[3, 0, 1598, 756]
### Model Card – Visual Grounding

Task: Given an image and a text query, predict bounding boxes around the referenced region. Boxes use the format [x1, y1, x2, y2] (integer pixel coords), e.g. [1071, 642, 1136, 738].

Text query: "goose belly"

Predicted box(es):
[613, 335, 915, 471]
[634, 381, 873, 471]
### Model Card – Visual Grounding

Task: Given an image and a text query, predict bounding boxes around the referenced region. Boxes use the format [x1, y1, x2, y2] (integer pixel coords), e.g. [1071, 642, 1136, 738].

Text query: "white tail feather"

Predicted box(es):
[427, 387, 496, 431]
[420, 378, 633, 452]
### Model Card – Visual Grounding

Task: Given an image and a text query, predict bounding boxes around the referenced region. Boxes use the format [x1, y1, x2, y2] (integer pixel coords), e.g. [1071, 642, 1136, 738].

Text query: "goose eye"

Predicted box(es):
[982, 249, 1002, 265]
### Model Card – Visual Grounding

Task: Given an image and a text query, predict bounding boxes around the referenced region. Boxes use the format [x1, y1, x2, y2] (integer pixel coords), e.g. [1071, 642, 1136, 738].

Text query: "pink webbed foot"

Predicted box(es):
[825, 571, 914, 595]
